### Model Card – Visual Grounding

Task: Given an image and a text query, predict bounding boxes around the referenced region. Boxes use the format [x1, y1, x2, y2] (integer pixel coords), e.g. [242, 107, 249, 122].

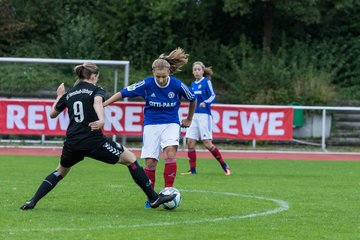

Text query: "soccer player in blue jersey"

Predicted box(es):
[104, 48, 196, 208]
[182, 61, 231, 176]
[20, 62, 176, 210]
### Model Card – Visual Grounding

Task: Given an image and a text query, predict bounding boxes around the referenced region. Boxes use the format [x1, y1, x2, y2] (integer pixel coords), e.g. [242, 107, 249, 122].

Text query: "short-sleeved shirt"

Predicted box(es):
[55, 81, 123, 167]
[121, 76, 196, 126]
[55, 81, 106, 145]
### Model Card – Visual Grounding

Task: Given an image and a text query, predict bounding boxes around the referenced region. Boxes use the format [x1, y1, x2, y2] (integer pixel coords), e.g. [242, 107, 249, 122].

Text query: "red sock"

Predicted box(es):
[209, 146, 225, 165]
[144, 166, 156, 189]
[188, 148, 197, 169]
[164, 159, 177, 188]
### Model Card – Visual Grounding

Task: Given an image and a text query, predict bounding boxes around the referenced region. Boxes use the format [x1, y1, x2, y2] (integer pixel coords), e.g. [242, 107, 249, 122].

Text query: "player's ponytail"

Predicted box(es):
[74, 62, 99, 85]
[152, 47, 189, 74]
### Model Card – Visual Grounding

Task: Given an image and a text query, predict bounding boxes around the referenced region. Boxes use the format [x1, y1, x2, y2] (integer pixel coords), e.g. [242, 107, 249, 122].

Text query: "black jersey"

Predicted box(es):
[55, 82, 106, 145]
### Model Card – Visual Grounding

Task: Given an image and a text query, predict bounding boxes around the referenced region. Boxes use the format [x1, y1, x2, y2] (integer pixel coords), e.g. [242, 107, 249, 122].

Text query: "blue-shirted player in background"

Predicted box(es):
[104, 48, 196, 208]
[182, 61, 231, 176]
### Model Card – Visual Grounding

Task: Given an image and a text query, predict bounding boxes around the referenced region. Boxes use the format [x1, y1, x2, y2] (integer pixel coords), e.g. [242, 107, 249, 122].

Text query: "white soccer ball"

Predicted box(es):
[160, 187, 182, 210]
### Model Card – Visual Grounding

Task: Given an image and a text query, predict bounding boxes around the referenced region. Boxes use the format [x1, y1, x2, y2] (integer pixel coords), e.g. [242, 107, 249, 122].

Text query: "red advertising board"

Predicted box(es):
[0, 99, 293, 140]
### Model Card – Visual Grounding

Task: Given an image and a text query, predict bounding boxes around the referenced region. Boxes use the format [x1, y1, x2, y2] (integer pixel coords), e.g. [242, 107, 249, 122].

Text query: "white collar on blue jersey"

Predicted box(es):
[155, 76, 171, 88]
[195, 77, 205, 83]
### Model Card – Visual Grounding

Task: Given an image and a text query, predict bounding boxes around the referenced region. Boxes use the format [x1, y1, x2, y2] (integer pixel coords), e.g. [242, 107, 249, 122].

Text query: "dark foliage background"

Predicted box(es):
[1, 0, 360, 104]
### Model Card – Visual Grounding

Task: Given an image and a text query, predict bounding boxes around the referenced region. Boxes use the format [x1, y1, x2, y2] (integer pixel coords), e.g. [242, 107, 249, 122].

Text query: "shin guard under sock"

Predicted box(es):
[188, 148, 197, 171]
[144, 165, 156, 190]
[209, 146, 225, 165]
[31, 171, 63, 204]
[128, 161, 158, 201]
[164, 159, 177, 188]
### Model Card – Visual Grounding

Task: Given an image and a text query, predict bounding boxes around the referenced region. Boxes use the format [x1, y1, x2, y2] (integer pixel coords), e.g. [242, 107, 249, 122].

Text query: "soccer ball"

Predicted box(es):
[160, 187, 182, 210]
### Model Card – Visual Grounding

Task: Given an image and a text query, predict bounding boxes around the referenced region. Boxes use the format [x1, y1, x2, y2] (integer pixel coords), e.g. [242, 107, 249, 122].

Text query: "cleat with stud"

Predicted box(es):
[149, 193, 177, 208]
[20, 200, 35, 210]
[144, 200, 151, 209]
[181, 169, 196, 175]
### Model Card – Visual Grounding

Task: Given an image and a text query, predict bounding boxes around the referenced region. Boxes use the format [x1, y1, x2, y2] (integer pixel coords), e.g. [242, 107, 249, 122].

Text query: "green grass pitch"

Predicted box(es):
[0, 155, 359, 240]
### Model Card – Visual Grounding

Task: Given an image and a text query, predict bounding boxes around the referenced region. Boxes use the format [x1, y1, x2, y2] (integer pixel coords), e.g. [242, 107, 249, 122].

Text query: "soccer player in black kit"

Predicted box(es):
[20, 62, 175, 210]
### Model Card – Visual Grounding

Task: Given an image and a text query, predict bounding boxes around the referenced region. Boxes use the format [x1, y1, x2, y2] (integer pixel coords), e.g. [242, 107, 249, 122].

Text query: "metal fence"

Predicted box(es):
[1, 58, 360, 151]
[0, 57, 130, 144]
[0, 57, 129, 94]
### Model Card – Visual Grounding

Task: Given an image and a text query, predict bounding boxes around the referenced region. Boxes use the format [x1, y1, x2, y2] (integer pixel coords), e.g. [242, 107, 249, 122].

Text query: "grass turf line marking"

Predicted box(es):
[4, 189, 289, 233]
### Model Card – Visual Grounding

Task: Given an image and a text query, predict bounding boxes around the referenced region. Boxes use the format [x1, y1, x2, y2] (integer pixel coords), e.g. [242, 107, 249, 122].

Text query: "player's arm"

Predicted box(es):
[201, 80, 216, 108]
[181, 99, 197, 128]
[50, 83, 66, 118]
[180, 82, 197, 127]
[89, 96, 105, 131]
[103, 92, 123, 107]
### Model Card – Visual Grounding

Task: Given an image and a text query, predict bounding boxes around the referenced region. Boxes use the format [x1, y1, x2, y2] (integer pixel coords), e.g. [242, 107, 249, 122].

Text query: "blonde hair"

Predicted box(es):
[152, 47, 189, 74]
[73, 62, 99, 86]
[193, 61, 213, 79]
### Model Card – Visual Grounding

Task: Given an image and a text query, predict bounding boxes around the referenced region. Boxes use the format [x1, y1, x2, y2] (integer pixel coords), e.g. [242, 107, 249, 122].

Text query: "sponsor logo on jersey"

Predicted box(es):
[149, 101, 176, 107]
[150, 93, 156, 97]
[194, 90, 202, 94]
[127, 80, 145, 91]
[66, 89, 93, 100]
[127, 84, 136, 91]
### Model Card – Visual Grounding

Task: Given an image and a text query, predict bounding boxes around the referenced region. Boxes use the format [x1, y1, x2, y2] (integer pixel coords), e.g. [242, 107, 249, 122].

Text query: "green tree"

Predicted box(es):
[2, 0, 360, 103]
[0, 0, 30, 55]
[223, 0, 322, 51]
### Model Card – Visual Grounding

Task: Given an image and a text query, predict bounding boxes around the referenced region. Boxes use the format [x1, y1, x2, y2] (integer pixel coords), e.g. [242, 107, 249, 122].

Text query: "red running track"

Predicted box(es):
[1, 147, 360, 161]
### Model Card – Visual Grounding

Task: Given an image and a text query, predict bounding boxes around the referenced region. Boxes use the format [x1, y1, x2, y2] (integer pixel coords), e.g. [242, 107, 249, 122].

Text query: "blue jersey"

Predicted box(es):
[191, 77, 216, 115]
[121, 76, 196, 126]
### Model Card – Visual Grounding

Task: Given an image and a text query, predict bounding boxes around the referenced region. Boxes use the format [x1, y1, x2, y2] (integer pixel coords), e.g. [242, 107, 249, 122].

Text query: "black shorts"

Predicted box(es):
[60, 138, 124, 168]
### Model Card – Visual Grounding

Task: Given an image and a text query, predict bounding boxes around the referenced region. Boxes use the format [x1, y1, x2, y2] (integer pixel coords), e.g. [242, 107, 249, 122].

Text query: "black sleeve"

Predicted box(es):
[95, 87, 106, 102]
[55, 94, 67, 112]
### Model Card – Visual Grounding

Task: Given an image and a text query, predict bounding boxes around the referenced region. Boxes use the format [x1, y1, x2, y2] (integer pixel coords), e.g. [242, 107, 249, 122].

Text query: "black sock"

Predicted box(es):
[128, 160, 158, 201]
[30, 171, 63, 205]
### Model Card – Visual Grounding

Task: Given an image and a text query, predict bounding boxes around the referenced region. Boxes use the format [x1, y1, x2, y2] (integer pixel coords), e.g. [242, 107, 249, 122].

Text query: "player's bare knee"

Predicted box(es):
[118, 148, 136, 165]
[187, 138, 196, 149]
[164, 158, 176, 164]
[203, 140, 213, 150]
[163, 146, 177, 159]
[145, 158, 158, 168]
[56, 165, 70, 178]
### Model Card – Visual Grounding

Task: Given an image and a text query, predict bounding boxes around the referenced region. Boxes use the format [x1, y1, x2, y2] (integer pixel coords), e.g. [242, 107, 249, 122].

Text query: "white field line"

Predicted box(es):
[3, 189, 289, 233]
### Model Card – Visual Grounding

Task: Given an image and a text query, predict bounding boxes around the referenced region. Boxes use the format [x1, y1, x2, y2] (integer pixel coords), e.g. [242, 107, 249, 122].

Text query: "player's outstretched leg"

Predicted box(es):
[127, 161, 157, 197]
[20, 170, 63, 210]
[209, 145, 231, 176]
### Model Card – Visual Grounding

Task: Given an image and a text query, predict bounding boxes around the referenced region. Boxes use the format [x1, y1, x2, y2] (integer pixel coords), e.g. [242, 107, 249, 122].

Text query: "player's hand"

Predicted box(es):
[57, 83, 65, 97]
[199, 102, 206, 108]
[88, 120, 105, 131]
[181, 118, 192, 128]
